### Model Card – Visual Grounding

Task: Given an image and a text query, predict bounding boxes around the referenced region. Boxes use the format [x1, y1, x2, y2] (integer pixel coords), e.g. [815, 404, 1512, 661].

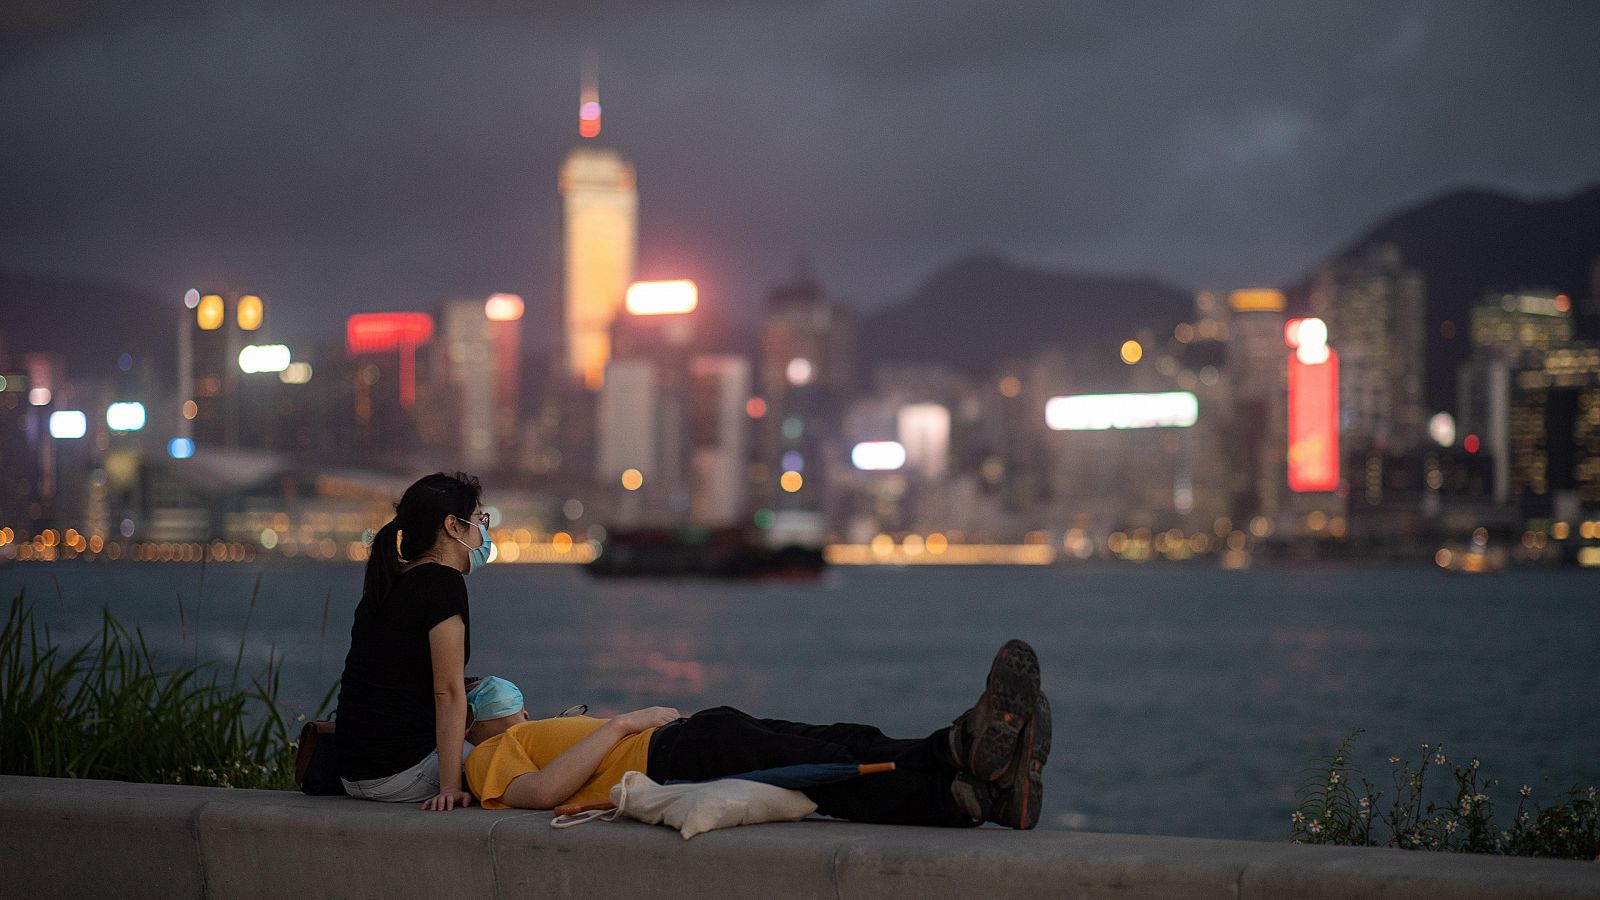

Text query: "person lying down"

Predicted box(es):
[462, 640, 1051, 829]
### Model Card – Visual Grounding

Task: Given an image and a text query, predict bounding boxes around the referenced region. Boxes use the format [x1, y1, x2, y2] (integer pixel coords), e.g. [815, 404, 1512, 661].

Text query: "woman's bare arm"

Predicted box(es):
[425, 615, 470, 810]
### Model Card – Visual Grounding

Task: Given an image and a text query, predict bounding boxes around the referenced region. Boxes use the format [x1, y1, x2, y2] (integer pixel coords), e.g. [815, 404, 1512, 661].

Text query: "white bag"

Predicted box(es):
[551, 771, 817, 839]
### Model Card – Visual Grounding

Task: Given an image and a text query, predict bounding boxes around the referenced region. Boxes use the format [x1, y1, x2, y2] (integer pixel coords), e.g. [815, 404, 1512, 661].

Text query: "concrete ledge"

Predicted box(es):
[2, 775, 1597, 899]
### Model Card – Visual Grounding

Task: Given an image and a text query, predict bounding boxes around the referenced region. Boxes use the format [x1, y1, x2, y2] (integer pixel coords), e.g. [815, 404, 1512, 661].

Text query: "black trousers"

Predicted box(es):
[645, 706, 974, 827]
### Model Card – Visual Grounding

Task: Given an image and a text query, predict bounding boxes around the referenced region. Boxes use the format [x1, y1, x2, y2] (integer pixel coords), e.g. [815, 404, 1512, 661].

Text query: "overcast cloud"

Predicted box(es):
[1, 0, 1597, 343]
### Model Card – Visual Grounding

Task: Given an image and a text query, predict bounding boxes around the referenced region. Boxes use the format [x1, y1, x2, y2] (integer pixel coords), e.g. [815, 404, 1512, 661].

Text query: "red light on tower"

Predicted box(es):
[1288, 318, 1339, 492]
[578, 53, 601, 138]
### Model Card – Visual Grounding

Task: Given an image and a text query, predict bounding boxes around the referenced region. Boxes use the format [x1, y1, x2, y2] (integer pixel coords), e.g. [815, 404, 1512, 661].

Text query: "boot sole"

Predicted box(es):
[1001, 693, 1051, 830]
[966, 639, 1041, 781]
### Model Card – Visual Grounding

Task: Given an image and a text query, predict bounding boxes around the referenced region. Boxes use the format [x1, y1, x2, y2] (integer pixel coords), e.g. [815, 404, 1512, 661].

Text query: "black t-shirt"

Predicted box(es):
[335, 563, 471, 781]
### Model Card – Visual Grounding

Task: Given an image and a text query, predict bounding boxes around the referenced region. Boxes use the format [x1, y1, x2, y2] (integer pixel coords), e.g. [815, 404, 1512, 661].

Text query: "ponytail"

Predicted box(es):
[362, 519, 404, 604]
[362, 472, 482, 603]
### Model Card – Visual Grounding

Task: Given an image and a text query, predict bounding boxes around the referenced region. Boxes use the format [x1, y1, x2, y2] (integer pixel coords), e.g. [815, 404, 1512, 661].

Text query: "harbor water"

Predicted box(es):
[3, 560, 1596, 841]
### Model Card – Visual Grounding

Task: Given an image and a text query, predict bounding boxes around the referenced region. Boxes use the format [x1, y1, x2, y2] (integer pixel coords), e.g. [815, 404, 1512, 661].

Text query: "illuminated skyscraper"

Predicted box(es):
[1222, 289, 1290, 520]
[1459, 291, 1574, 504]
[1510, 342, 1600, 519]
[559, 64, 637, 390]
[180, 290, 266, 448]
[757, 268, 856, 520]
[1310, 245, 1426, 451]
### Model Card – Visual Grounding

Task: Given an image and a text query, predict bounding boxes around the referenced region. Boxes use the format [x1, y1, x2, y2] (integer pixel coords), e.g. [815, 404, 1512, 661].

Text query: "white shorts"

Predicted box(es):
[341, 750, 440, 803]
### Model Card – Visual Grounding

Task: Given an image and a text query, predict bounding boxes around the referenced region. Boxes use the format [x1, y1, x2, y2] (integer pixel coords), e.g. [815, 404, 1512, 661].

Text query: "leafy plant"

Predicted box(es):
[1293, 730, 1599, 860]
[0, 591, 333, 790]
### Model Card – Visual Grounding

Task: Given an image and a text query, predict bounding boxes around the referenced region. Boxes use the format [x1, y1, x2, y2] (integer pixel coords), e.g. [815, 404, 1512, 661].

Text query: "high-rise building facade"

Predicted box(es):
[559, 71, 637, 391]
[1222, 289, 1290, 522]
[439, 300, 496, 470]
[756, 270, 856, 524]
[1510, 342, 1600, 517]
[1311, 244, 1426, 451]
[181, 290, 267, 448]
[1459, 291, 1574, 504]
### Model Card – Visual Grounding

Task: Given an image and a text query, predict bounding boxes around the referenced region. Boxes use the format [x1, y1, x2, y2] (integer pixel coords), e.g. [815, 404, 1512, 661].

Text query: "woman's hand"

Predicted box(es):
[610, 706, 681, 736]
[421, 790, 473, 812]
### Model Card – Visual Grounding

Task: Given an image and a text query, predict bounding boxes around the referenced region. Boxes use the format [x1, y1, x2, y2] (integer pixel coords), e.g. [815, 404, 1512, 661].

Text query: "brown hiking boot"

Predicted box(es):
[948, 639, 1041, 781]
[950, 692, 1051, 829]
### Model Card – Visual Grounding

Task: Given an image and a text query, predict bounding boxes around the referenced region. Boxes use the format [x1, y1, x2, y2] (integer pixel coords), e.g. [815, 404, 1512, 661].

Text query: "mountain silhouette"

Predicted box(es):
[1289, 184, 1600, 412]
[858, 253, 1194, 379]
[0, 272, 173, 382]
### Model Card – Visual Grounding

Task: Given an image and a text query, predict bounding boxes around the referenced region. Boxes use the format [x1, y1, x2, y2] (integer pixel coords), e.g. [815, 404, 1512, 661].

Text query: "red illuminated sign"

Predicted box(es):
[346, 313, 435, 355]
[1288, 348, 1339, 492]
[345, 313, 435, 409]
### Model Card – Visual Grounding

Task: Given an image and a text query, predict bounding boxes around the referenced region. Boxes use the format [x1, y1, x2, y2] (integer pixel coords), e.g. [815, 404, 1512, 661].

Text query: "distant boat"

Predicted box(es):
[586, 525, 825, 579]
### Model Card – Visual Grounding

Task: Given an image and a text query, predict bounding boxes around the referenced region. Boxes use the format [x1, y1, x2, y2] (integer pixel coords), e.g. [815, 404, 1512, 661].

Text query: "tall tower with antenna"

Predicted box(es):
[559, 53, 637, 390]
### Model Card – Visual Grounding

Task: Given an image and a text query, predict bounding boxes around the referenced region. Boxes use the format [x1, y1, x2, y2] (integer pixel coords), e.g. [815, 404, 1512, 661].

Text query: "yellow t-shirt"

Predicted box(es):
[465, 716, 656, 809]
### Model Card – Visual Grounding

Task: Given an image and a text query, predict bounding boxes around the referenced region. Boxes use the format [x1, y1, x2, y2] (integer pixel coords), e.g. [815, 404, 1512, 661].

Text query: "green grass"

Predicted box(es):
[0, 591, 334, 790]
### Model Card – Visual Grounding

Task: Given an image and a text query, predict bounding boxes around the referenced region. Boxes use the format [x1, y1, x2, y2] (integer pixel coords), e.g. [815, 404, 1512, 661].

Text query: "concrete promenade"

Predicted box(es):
[3, 775, 1598, 899]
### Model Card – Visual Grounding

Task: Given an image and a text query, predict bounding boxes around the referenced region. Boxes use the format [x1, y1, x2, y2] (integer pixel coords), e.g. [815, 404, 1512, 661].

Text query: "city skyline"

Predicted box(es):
[3, 3, 1598, 345]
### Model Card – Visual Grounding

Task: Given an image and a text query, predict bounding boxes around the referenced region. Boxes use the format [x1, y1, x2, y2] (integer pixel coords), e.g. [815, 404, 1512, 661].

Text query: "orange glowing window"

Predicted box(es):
[236, 294, 263, 330]
[197, 294, 225, 330]
[1229, 289, 1286, 312]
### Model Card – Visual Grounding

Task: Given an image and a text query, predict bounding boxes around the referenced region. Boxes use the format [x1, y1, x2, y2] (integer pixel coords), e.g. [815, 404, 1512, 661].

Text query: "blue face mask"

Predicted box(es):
[455, 520, 494, 573]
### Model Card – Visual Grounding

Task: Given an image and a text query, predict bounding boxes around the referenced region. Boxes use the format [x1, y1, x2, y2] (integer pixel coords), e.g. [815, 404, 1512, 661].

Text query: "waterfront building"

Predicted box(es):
[1510, 341, 1600, 520]
[686, 354, 752, 526]
[181, 291, 267, 449]
[344, 313, 435, 456]
[1458, 291, 1574, 504]
[485, 294, 524, 462]
[596, 357, 659, 525]
[1221, 289, 1290, 525]
[1310, 244, 1427, 452]
[559, 67, 637, 391]
[756, 269, 856, 526]
[595, 282, 720, 526]
[439, 300, 497, 470]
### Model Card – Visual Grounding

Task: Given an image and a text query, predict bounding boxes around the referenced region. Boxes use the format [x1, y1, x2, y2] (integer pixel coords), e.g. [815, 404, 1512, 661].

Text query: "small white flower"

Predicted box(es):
[1434, 753, 1447, 765]
[1292, 812, 1305, 825]
[1330, 770, 1341, 784]
[1521, 785, 1532, 798]
[1389, 756, 1401, 764]
[1308, 820, 1323, 834]
[1469, 758, 1480, 769]
[1445, 820, 1457, 833]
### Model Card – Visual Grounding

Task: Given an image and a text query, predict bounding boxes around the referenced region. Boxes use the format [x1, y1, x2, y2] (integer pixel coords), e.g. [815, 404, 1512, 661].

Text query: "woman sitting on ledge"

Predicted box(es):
[462, 640, 1051, 829]
[335, 472, 494, 812]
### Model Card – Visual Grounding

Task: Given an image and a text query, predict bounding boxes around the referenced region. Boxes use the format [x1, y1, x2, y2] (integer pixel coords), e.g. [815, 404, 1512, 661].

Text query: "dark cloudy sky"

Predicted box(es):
[2, 1, 1597, 345]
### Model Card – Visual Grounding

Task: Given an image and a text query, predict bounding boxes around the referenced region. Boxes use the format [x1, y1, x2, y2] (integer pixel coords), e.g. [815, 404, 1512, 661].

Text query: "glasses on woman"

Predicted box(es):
[459, 512, 490, 529]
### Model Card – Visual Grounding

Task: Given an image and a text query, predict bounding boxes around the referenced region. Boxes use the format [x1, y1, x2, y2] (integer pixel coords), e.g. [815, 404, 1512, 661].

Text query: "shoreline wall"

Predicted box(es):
[2, 776, 1597, 899]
